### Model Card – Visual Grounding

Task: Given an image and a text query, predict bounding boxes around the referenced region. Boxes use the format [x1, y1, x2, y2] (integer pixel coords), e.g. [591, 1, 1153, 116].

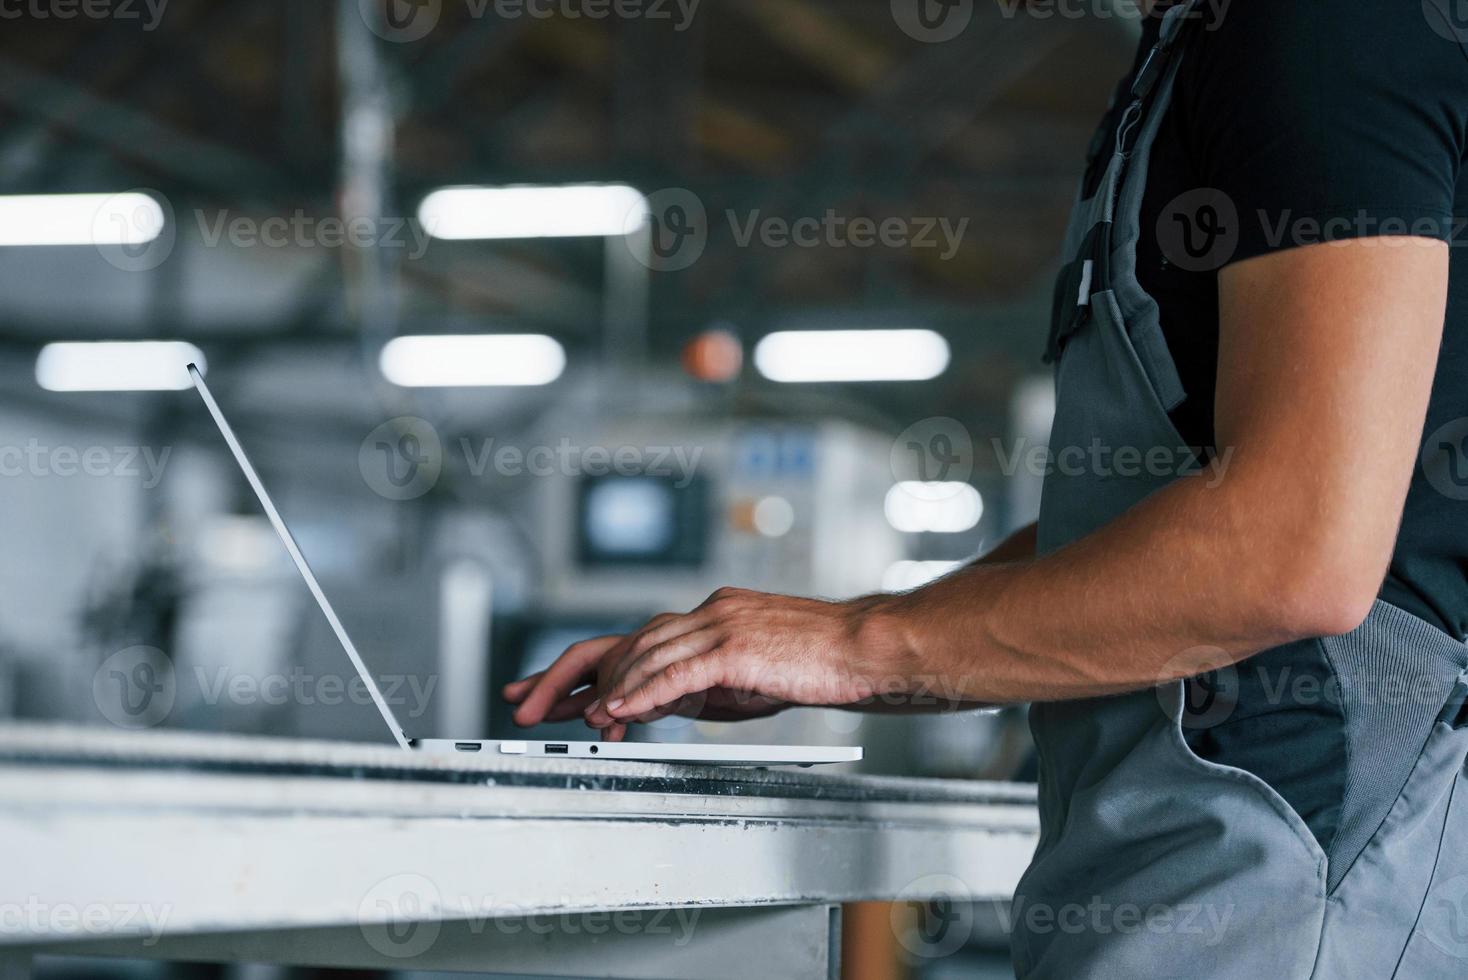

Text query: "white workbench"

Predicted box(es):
[0, 724, 1037, 978]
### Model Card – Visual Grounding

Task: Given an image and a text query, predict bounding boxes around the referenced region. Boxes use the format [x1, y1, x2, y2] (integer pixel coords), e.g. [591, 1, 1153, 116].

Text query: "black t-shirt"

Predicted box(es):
[1112, 1, 1468, 639]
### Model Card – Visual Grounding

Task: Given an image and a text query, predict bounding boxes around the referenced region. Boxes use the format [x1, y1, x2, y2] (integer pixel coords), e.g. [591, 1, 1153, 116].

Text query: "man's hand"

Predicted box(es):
[579, 588, 901, 730]
[503, 594, 835, 740]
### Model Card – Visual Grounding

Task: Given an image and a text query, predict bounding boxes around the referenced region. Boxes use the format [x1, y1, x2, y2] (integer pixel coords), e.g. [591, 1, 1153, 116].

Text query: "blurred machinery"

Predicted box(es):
[540, 417, 902, 611]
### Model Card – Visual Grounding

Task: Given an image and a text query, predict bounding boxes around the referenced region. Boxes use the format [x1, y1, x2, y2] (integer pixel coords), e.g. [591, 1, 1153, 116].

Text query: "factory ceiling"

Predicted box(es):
[0, 0, 1136, 429]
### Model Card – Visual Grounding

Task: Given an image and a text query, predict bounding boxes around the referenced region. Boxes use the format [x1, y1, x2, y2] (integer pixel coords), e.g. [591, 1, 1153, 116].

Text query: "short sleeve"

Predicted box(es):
[1174, 0, 1468, 265]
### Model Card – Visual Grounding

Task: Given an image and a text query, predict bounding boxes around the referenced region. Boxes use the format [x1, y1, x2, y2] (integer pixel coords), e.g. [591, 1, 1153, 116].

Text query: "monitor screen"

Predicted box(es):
[576, 473, 709, 568]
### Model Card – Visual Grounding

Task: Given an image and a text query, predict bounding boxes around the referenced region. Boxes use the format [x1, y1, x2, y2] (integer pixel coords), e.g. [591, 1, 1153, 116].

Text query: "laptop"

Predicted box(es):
[188, 364, 861, 767]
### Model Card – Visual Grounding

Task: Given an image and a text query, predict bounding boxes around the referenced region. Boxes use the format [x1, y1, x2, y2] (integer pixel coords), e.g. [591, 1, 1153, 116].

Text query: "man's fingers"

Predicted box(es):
[513, 634, 623, 726]
[586, 630, 720, 727]
[541, 687, 600, 722]
[601, 723, 627, 743]
[597, 612, 704, 697]
[606, 653, 726, 723]
[501, 671, 545, 704]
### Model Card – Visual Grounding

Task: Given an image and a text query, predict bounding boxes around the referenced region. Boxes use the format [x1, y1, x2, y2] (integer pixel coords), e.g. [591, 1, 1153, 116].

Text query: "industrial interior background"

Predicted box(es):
[0, 1, 1143, 977]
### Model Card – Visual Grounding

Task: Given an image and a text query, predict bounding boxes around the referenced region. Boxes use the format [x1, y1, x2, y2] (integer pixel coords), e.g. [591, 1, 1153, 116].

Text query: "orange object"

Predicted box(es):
[682, 329, 744, 382]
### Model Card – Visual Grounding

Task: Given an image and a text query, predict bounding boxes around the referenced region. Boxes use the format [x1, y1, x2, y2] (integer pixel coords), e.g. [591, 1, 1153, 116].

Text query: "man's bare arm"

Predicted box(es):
[856, 237, 1450, 703]
[573, 237, 1447, 725]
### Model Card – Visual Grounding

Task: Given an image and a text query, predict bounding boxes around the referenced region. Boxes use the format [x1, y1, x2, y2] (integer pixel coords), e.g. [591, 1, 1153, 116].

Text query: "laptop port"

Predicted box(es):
[544, 743, 569, 754]
[454, 742, 482, 752]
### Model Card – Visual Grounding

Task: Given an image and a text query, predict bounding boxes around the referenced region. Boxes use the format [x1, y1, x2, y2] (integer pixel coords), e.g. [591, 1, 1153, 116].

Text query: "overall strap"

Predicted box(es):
[1044, 0, 1204, 374]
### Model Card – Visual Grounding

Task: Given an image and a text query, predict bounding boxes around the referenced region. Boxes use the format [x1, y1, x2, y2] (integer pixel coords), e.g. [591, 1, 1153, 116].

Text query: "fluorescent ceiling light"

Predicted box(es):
[884, 481, 983, 534]
[0, 193, 165, 247]
[380, 334, 566, 388]
[882, 560, 963, 593]
[419, 184, 651, 241]
[35, 341, 204, 392]
[754, 329, 950, 383]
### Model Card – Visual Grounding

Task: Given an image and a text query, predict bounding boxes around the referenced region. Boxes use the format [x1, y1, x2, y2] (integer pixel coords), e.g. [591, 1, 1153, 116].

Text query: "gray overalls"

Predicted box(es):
[1013, 3, 1468, 976]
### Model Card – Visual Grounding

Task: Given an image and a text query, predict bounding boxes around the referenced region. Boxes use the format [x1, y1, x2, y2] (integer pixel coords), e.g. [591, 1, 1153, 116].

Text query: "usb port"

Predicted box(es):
[454, 742, 482, 752]
[544, 743, 569, 755]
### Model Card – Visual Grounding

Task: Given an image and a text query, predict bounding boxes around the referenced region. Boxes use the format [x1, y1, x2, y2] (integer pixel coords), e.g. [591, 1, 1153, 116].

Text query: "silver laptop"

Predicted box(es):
[188, 364, 861, 767]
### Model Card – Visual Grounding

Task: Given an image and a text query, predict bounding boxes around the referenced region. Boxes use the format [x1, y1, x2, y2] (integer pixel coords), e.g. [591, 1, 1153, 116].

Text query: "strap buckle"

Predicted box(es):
[1130, 0, 1203, 101]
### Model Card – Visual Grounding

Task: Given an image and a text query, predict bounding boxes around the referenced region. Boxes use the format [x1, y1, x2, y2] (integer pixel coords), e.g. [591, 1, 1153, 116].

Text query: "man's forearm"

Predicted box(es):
[865, 454, 1375, 706]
